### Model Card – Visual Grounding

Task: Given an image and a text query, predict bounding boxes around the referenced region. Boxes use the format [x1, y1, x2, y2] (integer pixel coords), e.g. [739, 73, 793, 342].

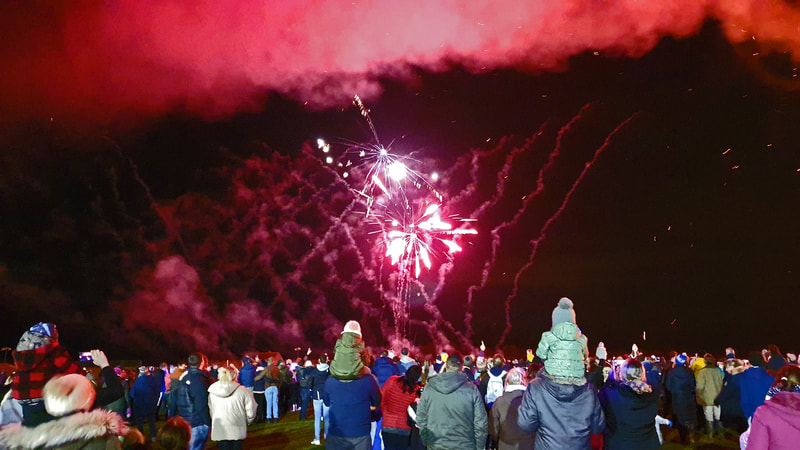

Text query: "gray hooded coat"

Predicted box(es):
[517, 371, 605, 450]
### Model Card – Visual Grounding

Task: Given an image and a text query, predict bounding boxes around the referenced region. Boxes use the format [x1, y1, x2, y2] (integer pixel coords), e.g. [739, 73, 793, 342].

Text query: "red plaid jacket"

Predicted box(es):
[12, 343, 81, 400]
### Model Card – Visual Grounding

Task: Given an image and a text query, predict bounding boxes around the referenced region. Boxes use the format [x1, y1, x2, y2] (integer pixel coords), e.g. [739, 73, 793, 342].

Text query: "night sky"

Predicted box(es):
[1, 2, 798, 363]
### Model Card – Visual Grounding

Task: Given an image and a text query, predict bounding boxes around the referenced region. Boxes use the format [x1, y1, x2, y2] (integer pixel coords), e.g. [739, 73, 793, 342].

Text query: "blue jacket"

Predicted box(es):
[169, 368, 211, 427]
[323, 374, 381, 438]
[733, 367, 774, 419]
[371, 357, 398, 387]
[238, 362, 256, 388]
[665, 365, 697, 426]
[130, 373, 160, 416]
[253, 364, 267, 392]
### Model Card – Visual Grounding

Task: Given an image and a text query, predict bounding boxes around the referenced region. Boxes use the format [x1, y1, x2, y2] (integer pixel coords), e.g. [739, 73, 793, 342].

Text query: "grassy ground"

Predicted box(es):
[148, 409, 743, 449]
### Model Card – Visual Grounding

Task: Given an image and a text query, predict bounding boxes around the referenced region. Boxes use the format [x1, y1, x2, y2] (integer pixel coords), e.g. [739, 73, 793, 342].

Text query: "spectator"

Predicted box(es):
[237, 356, 255, 394]
[665, 352, 697, 445]
[254, 357, 281, 423]
[517, 359, 605, 449]
[725, 347, 736, 360]
[737, 352, 774, 420]
[207, 366, 256, 450]
[131, 365, 161, 440]
[10, 322, 81, 427]
[330, 320, 370, 380]
[323, 356, 381, 449]
[417, 353, 488, 450]
[695, 353, 724, 438]
[310, 354, 331, 446]
[535, 298, 589, 385]
[595, 342, 608, 362]
[277, 359, 292, 418]
[296, 360, 314, 421]
[716, 359, 747, 434]
[598, 358, 659, 450]
[743, 364, 800, 450]
[252, 359, 267, 423]
[0, 376, 23, 426]
[0, 373, 134, 448]
[489, 367, 534, 450]
[154, 416, 192, 450]
[485, 355, 508, 409]
[397, 348, 418, 376]
[380, 365, 423, 450]
[169, 352, 212, 450]
[372, 350, 399, 388]
[765, 344, 787, 376]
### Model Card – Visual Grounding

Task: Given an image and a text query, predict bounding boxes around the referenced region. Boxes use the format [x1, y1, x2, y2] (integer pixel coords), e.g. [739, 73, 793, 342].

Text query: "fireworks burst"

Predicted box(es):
[317, 96, 478, 338]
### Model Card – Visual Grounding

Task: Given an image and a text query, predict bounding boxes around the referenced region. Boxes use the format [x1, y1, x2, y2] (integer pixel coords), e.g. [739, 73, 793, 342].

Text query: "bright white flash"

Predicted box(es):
[388, 161, 407, 181]
[431, 172, 439, 181]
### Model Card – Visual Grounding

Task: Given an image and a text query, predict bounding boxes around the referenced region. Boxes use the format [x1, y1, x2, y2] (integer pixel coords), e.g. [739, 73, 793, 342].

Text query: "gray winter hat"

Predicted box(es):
[551, 297, 576, 326]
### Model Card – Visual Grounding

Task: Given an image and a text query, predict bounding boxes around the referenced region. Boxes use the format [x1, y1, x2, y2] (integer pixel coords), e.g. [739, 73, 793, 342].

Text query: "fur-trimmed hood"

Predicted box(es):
[0, 409, 128, 449]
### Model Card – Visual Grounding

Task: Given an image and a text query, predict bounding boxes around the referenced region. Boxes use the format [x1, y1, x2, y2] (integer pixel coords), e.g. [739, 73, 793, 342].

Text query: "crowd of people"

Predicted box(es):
[0, 297, 799, 449]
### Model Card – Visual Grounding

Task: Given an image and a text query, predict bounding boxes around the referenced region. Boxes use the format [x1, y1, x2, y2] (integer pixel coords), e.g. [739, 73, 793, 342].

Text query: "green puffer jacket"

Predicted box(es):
[330, 331, 367, 380]
[417, 371, 488, 450]
[537, 322, 589, 379]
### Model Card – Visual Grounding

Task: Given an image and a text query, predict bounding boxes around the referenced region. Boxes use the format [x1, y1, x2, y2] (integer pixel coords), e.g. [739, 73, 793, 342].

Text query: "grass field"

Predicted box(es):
[148, 409, 743, 449]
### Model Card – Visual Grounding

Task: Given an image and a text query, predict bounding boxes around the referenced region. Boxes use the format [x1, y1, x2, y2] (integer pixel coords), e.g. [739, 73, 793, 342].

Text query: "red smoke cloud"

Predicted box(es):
[2, 1, 799, 126]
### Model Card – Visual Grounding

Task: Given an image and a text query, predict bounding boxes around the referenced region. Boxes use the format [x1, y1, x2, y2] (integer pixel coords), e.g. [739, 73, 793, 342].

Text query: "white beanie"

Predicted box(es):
[551, 297, 576, 326]
[342, 320, 362, 337]
[43, 374, 96, 417]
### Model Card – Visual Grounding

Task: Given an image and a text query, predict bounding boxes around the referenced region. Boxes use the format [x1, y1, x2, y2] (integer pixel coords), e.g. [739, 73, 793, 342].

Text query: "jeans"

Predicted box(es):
[189, 424, 209, 450]
[299, 388, 311, 420]
[265, 385, 279, 419]
[313, 398, 330, 441]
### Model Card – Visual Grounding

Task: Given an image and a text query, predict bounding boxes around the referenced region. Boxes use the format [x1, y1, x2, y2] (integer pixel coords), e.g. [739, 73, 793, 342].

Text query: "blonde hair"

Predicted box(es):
[43, 374, 96, 416]
[217, 366, 234, 383]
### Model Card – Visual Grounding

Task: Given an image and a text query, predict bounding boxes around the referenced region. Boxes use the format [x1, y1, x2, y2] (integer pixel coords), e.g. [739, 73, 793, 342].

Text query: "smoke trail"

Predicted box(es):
[496, 112, 643, 346]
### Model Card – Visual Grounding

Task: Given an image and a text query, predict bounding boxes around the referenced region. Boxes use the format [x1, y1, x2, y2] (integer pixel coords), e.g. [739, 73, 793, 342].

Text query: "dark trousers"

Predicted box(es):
[382, 430, 411, 450]
[299, 388, 311, 419]
[216, 440, 243, 450]
[279, 384, 290, 416]
[326, 435, 371, 450]
[254, 391, 266, 421]
[135, 411, 158, 439]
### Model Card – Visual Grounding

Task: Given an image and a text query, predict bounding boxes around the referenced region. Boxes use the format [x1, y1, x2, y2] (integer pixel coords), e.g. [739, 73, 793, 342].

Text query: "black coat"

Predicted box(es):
[598, 383, 660, 450]
[665, 365, 696, 426]
[309, 364, 330, 401]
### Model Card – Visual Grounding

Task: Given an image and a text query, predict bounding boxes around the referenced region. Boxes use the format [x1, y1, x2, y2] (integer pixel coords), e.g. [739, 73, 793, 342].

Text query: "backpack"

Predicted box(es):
[485, 370, 506, 406]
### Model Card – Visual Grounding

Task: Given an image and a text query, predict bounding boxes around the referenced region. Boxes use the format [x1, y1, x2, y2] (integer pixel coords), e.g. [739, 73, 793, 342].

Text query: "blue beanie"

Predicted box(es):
[675, 353, 687, 366]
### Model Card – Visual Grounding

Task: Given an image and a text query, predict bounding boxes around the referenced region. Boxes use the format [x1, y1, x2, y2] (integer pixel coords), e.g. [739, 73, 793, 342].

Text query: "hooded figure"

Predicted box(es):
[11, 323, 81, 427]
[517, 369, 605, 449]
[416, 355, 488, 450]
[330, 320, 369, 380]
[207, 367, 256, 443]
[0, 374, 129, 449]
[536, 298, 590, 382]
